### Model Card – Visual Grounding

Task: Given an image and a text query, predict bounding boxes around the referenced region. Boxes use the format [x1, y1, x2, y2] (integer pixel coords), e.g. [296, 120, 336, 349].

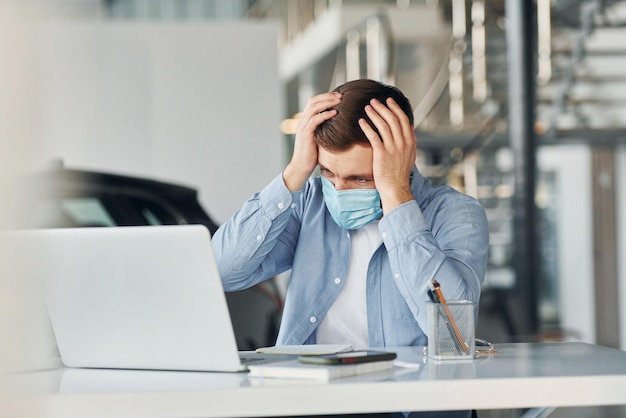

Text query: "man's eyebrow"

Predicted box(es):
[319, 164, 373, 179]
[318, 164, 332, 173]
[347, 174, 374, 179]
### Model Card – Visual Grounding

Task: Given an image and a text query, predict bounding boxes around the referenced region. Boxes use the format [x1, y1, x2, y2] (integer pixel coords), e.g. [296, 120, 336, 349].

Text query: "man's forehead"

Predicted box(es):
[318, 145, 373, 176]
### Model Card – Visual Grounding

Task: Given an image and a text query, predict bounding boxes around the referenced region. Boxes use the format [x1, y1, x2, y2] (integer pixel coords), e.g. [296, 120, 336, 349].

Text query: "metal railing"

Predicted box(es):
[548, 0, 603, 136]
[329, 12, 395, 87]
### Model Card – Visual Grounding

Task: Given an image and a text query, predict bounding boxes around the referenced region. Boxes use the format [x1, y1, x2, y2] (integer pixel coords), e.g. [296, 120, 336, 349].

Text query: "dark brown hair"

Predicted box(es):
[314, 79, 414, 151]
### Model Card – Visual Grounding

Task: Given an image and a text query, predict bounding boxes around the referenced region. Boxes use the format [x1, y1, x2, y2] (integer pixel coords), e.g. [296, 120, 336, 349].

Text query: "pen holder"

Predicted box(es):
[427, 300, 476, 360]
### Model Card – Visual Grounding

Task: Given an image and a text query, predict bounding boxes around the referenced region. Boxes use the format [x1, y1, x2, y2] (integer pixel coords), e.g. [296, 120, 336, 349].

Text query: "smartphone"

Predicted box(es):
[298, 350, 397, 365]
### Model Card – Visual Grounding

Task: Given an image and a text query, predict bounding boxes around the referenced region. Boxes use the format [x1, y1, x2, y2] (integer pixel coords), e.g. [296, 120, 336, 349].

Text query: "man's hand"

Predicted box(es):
[359, 97, 417, 213]
[283, 92, 341, 192]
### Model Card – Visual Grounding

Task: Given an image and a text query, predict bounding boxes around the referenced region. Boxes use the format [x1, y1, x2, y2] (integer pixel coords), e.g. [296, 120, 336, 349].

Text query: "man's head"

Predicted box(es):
[314, 79, 414, 152]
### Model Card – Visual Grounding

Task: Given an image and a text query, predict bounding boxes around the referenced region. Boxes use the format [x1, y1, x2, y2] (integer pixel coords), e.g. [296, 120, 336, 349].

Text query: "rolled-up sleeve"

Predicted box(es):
[212, 173, 303, 291]
[379, 195, 489, 333]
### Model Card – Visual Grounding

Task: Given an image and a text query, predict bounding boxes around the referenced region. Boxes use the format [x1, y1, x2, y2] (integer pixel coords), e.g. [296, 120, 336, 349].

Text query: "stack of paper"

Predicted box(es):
[248, 359, 394, 380]
[255, 344, 353, 355]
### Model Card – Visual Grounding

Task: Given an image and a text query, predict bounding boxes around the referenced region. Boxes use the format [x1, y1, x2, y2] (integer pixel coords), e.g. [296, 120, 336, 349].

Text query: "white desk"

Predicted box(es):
[9, 342, 626, 417]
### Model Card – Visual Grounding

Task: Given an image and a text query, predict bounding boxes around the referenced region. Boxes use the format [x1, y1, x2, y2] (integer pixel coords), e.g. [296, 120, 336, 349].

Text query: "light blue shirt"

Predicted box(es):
[212, 167, 489, 347]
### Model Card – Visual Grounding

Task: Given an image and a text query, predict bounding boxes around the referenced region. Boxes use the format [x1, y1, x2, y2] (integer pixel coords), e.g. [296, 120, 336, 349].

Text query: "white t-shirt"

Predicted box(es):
[316, 221, 382, 349]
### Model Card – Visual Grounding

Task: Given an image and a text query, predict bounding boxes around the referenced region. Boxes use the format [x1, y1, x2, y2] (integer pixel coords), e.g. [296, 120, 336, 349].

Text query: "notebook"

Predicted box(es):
[247, 359, 395, 380]
[13, 224, 285, 372]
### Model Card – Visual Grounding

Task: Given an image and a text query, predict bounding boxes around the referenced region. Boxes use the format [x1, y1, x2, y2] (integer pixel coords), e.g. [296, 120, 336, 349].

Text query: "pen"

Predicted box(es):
[428, 280, 470, 355]
[427, 288, 440, 304]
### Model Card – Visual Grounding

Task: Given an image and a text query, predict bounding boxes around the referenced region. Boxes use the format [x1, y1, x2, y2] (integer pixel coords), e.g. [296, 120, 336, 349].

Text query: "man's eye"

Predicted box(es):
[356, 177, 370, 184]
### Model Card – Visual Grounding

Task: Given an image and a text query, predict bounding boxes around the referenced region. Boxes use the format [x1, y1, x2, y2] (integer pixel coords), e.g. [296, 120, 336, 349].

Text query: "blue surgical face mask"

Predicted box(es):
[320, 176, 382, 230]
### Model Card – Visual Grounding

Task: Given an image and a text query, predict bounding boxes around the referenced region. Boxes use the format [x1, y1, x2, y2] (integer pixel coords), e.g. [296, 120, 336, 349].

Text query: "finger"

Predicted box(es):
[371, 99, 406, 136]
[306, 109, 337, 131]
[385, 97, 414, 145]
[370, 98, 401, 125]
[385, 97, 410, 126]
[358, 118, 384, 152]
[364, 103, 394, 144]
[303, 93, 341, 118]
[365, 99, 402, 146]
[297, 94, 340, 132]
[299, 105, 338, 130]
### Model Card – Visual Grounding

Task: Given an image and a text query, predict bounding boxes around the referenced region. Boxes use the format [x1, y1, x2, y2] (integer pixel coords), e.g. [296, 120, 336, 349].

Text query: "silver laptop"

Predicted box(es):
[13, 225, 275, 372]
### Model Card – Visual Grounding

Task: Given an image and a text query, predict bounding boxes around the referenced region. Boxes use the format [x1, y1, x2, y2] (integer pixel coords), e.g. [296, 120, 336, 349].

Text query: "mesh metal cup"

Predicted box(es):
[427, 300, 476, 360]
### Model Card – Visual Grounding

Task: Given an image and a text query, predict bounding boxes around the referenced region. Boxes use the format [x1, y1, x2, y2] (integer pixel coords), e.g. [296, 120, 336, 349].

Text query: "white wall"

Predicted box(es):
[538, 146, 595, 343]
[37, 21, 283, 224]
[1, 17, 283, 378]
[0, 0, 68, 386]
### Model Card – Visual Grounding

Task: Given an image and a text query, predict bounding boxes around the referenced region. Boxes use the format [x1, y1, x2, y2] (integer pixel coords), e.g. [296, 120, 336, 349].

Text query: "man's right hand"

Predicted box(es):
[283, 92, 341, 192]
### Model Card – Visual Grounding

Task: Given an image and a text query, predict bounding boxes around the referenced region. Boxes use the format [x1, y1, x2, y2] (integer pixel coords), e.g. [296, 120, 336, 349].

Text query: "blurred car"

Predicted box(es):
[11, 163, 283, 351]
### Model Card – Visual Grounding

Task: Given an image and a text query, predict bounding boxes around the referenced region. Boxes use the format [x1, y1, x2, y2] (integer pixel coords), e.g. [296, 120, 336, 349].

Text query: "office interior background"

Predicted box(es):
[1, 0, 625, 377]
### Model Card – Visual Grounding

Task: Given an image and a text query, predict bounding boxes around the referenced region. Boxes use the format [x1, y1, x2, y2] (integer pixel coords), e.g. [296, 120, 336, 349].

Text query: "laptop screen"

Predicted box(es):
[13, 225, 245, 372]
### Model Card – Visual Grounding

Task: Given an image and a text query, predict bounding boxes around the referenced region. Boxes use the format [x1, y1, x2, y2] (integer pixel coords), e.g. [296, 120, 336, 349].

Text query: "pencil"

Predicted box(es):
[429, 280, 470, 355]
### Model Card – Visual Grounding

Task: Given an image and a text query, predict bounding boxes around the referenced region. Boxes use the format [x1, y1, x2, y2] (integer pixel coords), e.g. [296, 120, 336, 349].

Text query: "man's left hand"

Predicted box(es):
[359, 97, 417, 214]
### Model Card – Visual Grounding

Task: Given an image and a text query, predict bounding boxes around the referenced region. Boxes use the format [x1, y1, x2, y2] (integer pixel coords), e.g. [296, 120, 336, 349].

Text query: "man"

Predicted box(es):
[213, 79, 488, 351]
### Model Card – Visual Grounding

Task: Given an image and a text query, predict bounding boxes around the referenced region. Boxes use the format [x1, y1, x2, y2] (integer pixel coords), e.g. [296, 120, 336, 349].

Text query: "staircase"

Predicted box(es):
[103, 0, 626, 149]
[539, 0, 626, 138]
[263, 0, 626, 144]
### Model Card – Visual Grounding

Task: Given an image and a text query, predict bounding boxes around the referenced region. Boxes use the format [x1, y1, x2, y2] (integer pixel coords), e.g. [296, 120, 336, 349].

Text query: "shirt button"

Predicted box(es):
[256, 234, 263, 241]
[290, 203, 296, 209]
[277, 202, 285, 209]
[334, 277, 341, 285]
[382, 232, 388, 239]
[394, 273, 400, 279]
[309, 316, 317, 324]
